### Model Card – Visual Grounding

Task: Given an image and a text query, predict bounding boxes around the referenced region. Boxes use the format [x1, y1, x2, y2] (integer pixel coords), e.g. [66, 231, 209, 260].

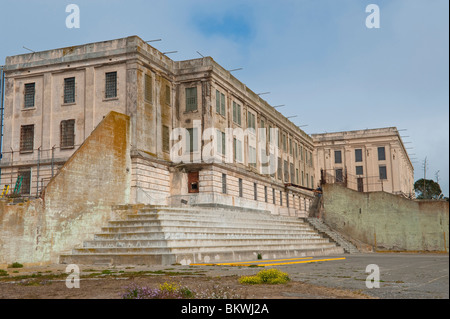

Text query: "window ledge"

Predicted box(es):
[103, 97, 119, 102]
[19, 150, 34, 154]
[62, 102, 76, 107]
[22, 107, 36, 111]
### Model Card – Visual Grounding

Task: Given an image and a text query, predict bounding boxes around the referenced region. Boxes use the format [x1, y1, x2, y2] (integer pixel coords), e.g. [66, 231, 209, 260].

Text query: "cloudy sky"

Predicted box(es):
[1, 0, 448, 196]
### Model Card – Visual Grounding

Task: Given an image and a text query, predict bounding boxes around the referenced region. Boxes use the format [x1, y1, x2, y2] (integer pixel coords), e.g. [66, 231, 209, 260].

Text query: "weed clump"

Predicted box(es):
[238, 268, 290, 285]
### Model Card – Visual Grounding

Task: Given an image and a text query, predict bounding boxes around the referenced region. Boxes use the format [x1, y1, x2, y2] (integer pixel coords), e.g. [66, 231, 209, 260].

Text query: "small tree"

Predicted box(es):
[414, 178, 443, 199]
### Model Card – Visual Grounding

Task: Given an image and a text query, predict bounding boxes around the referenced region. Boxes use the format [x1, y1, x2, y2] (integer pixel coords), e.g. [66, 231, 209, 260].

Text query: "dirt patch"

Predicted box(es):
[0, 265, 374, 299]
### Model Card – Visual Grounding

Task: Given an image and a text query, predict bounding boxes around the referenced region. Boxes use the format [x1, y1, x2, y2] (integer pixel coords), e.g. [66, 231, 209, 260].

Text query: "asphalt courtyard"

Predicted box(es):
[192, 253, 449, 299]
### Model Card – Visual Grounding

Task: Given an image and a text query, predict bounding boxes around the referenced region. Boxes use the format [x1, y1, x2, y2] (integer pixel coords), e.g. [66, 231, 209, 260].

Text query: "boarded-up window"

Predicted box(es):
[105, 72, 117, 98]
[165, 84, 171, 105]
[186, 87, 197, 112]
[60, 119, 75, 148]
[64, 77, 75, 104]
[18, 167, 31, 195]
[217, 130, 226, 155]
[20, 125, 34, 153]
[145, 74, 152, 103]
[277, 157, 282, 180]
[24, 83, 35, 108]
[163, 125, 170, 153]
[222, 174, 227, 194]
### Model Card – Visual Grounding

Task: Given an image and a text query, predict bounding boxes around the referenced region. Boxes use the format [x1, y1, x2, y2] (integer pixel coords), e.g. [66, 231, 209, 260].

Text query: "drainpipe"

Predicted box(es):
[0, 66, 4, 186]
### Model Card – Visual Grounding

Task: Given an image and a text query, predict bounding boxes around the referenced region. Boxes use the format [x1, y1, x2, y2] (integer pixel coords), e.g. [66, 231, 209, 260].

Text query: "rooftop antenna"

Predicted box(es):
[298, 125, 308, 128]
[273, 105, 285, 108]
[435, 170, 440, 184]
[196, 51, 205, 58]
[286, 115, 298, 119]
[163, 51, 178, 55]
[228, 68, 243, 72]
[23, 46, 35, 53]
[145, 39, 162, 43]
[257, 92, 270, 96]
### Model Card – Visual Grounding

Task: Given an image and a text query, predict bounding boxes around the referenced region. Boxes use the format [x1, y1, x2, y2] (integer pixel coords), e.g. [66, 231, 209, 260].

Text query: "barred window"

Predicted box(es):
[20, 125, 34, 153]
[284, 160, 289, 182]
[60, 119, 75, 148]
[264, 186, 268, 203]
[247, 111, 255, 131]
[335, 150, 342, 164]
[18, 167, 32, 195]
[216, 130, 226, 155]
[335, 169, 343, 183]
[378, 147, 386, 161]
[290, 162, 294, 183]
[186, 128, 198, 152]
[379, 165, 387, 180]
[145, 74, 152, 103]
[233, 102, 241, 125]
[216, 90, 225, 116]
[24, 83, 35, 108]
[254, 183, 257, 200]
[105, 72, 117, 98]
[186, 87, 197, 112]
[355, 149, 363, 162]
[277, 157, 282, 180]
[64, 77, 75, 104]
[239, 178, 243, 197]
[272, 188, 276, 204]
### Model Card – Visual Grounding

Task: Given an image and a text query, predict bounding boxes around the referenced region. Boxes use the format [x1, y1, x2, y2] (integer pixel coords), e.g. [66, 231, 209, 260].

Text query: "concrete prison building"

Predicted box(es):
[312, 128, 415, 198]
[0, 35, 316, 217]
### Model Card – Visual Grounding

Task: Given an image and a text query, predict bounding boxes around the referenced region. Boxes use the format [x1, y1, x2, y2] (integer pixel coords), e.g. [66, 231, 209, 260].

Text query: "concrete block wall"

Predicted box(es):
[322, 183, 449, 252]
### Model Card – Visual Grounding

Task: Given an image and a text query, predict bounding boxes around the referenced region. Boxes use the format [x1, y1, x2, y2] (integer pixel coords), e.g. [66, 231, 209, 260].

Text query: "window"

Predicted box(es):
[335, 150, 342, 164]
[24, 83, 35, 108]
[233, 102, 241, 125]
[249, 146, 256, 168]
[64, 77, 75, 104]
[306, 173, 309, 188]
[296, 168, 299, 184]
[20, 125, 34, 153]
[222, 174, 227, 194]
[301, 171, 304, 186]
[289, 139, 293, 155]
[356, 166, 363, 175]
[378, 147, 386, 161]
[284, 160, 289, 182]
[145, 74, 152, 103]
[239, 178, 243, 197]
[282, 134, 287, 152]
[311, 176, 314, 189]
[163, 125, 170, 153]
[264, 186, 268, 203]
[18, 167, 32, 195]
[335, 169, 343, 183]
[300, 145, 304, 160]
[290, 163, 294, 183]
[216, 90, 225, 116]
[247, 111, 256, 131]
[379, 166, 387, 180]
[355, 149, 363, 162]
[185, 87, 197, 112]
[254, 183, 257, 200]
[60, 119, 75, 148]
[277, 157, 282, 180]
[105, 72, 117, 98]
[280, 191, 283, 206]
[234, 138, 242, 162]
[216, 130, 226, 155]
[165, 84, 171, 105]
[272, 188, 276, 204]
[186, 128, 198, 152]
[286, 193, 289, 208]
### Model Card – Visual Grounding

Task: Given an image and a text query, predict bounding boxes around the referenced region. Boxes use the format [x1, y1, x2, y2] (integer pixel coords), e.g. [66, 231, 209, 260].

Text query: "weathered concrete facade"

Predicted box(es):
[322, 183, 449, 252]
[312, 128, 414, 197]
[0, 35, 316, 216]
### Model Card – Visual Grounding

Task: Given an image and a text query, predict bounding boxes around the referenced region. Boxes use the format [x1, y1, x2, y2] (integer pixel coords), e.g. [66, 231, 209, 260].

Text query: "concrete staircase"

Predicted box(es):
[59, 206, 344, 266]
[306, 218, 359, 254]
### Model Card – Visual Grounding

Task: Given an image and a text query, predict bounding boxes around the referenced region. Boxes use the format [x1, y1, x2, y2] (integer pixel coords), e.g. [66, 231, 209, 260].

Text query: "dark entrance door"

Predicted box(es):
[188, 171, 199, 193]
[357, 177, 364, 192]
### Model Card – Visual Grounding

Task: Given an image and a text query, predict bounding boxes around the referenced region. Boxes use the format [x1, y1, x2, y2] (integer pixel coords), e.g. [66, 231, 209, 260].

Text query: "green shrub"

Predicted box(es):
[0, 269, 9, 276]
[239, 268, 290, 285]
[8, 262, 23, 268]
